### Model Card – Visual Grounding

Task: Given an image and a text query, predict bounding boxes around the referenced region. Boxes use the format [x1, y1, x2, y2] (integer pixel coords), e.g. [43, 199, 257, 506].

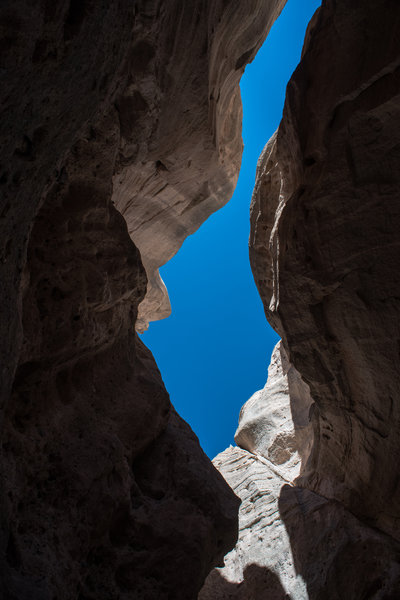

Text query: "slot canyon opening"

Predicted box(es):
[2, 0, 400, 598]
[140, 0, 320, 459]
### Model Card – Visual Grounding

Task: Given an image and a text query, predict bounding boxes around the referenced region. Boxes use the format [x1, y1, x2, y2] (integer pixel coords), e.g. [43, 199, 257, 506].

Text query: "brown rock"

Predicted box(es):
[2, 111, 239, 597]
[250, 0, 400, 540]
[201, 347, 400, 599]
[0, 0, 287, 597]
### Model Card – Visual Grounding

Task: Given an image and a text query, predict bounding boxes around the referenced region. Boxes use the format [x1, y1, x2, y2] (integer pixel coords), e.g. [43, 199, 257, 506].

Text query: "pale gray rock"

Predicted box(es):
[111, 0, 288, 332]
[234, 341, 314, 479]
[199, 446, 309, 600]
[200, 348, 400, 599]
[200, 344, 311, 599]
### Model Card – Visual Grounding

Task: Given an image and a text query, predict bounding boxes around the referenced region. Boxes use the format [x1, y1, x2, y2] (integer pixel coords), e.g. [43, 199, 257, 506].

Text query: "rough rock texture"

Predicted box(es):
[111, 0, 287, 332]
[0, 1, 287, 598]
[2, 132, 239, 598]
[200, 346, 400, 599]
[250, 0, 400, 541]
[200, 343, 312, 599]
[199, 446, 309, 600]
[201, 445, 400, 600]
[234, 342, 314, 479]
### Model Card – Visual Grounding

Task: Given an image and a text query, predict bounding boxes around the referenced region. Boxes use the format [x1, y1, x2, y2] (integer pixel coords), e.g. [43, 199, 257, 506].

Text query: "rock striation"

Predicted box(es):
[234, 342, 314, 480]
[111, 0, 287, 332]
[199, 342, 312, 599]
[0, 1, 287, 598]
[250, 0, 400, 541]
[200, 344, 400, 599]
[202, 5, 400, 592]
[199, 445, 309, 600]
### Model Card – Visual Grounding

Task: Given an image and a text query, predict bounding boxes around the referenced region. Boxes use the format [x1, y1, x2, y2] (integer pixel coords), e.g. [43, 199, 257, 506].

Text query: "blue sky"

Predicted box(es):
[141, 0, 321, 459]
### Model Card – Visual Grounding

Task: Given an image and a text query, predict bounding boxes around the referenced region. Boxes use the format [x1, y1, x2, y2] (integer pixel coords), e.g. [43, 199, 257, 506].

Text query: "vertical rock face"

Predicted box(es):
[111, 0, 287, 332]
[202, 2, 400, 597]
[234, 342, 314, 479]
[250, 0, 400, 540]
[0, 1, 287, 598]
[199, 342, 312, 599]
[200, 345, 400, 599]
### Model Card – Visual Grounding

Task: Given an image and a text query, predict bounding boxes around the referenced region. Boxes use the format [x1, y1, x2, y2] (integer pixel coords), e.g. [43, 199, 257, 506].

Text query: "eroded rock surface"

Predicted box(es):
[200, 342, 312, 598]
[111, 0, 287, 331]
[0, 0, 287, 597]
[200, 446, 400, 600]
[235, 342, 313, 479]
[199, 445, 309, 600]
[200, 346, 400, 599]
[250, 0, 400, 540]
[1, 115, 239, 599]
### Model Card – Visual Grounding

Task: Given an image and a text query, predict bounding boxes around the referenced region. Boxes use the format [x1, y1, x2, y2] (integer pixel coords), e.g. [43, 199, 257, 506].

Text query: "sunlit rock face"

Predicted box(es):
[250, 0, 400, 541]
[199, 445, 310, 600]
[200, 345, 400, 599]
[234, 342, 314, 480]
[202, 3, 400, 595]
[0, 0, 287, 597]
[112, 0, 288, 332]
[199, 342, 312, 599]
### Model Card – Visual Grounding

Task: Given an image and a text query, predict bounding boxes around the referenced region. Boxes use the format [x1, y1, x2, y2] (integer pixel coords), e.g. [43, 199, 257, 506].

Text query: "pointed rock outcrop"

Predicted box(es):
[234, 342, 313, 479]
[200, 344, 400, 599]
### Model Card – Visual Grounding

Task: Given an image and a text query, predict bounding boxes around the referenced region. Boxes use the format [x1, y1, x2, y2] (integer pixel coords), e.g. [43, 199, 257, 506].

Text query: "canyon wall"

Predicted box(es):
[0, 1, 286, 598]
[200, 344, 400, 598]
[250, 0, 400, 540]
[202, 0, 400, 597]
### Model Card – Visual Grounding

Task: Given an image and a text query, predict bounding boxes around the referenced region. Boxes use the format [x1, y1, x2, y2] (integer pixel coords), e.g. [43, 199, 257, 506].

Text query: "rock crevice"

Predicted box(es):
[202, 1, 400, 597]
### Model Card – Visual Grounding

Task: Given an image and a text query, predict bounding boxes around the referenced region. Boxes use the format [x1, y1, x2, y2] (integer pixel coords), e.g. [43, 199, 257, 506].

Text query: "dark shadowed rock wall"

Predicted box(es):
[201, 1, 400, 598]
[250, 0, 400, 540]
[200, 347, 400, 599]
[0, 1, 287, 598]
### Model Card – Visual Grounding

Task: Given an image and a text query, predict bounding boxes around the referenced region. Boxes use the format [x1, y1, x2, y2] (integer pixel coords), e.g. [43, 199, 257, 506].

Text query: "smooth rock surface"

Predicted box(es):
[111, 0, 288, 332]
[250, 0, 400, 540]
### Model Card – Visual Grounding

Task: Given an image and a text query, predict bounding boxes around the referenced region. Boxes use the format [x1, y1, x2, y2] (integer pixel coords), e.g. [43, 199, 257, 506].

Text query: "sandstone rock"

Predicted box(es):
[199, 445, 309, 600]
[278, 485, 400, 599]
[250, 0, 400, 540]
[205, 2, 400, 598]
[200, 445, 400, 600]
[234, 341, 313, 479]
[200, 345, 311, 599]
[111, 0, 288, 332]
[0, 0, 288, 597]
[1, 115, 240, 597]
[200, 348, 400, 599]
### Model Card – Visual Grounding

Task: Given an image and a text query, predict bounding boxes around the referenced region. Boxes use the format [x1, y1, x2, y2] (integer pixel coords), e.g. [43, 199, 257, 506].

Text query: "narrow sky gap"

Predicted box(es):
[141, 0, 321, 459]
